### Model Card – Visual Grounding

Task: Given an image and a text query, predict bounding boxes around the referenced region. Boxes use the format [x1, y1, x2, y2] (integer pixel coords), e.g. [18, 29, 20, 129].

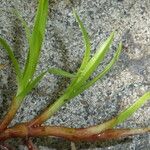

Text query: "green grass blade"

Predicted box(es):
[0, 37, 21, 81]
[73, 10, 91, 71]
[19, 71, 47, 98]
[71, 32, 114, 91]
[22, 51, 30, 78]
[82, 32, 114, 78]
[13, 9, 31, 43]
[115, 91, 150, 126]
[88, 92, 150, 133]
[64, 32, 115, 99]
[68, 42, 122, 99]
[79, 42, 122, 93]
[84, 42, 122, 88]
[13, 10, 32, 79]
[48, 68, 76, 78]
[22, 0, 48, 88]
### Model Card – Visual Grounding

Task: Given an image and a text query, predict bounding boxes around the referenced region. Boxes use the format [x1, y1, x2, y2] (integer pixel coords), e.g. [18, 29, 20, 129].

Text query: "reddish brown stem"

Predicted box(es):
[0, 96, 21, 132]
[0, 123, 149, 142]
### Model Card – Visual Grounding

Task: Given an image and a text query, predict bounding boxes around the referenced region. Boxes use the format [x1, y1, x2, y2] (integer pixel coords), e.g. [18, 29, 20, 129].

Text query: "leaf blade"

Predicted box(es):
[68, 42, 122, 97]
[13, 10, 32, 80]
[115, 91, 150, 125]
[13, 9, 31, 44]
[18, 71, 47, 98]
[71, 32, 115, 92]
[0, 37, 21, 81]
[48, 68, 76, 78]
[82, 32, 115, 78]
[89, 92, 150, 133]
[21, 0, 49, 90]
[73, 10, 91, 71]
[76, 42, 122, 95]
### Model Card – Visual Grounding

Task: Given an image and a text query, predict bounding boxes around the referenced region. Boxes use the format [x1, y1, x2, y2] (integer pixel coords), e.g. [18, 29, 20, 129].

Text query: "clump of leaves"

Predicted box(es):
[0, 0, 149, 149]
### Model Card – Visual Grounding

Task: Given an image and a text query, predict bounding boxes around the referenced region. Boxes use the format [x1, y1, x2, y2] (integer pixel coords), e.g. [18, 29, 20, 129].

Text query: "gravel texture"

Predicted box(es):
[0, 0, 150, 149]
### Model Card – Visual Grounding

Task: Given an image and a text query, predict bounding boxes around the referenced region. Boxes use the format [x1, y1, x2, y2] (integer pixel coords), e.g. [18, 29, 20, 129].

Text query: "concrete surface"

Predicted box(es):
[0, 0, 150, 149]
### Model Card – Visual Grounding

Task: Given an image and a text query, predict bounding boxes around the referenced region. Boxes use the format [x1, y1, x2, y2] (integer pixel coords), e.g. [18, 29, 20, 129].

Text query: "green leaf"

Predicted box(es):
[97, 91, 150, 131]
[115, 91, 150, 126]
[18, 71, 47, 98]
[21, 0, 49, 89]
[22, 51, 30, 78]
[48, 68, 76, 78]
[71, 32, 115, 91]
[81, 42, 122, 91]
[89, 91, 150, 133]
[13, 10, 32, 79]
[0, 37, 21, 81]
[73, 10, 91, 72]
[82, 32, 114, 78]
[69, 42, 122, 99]
[13, 9, 31, 43]
[94, 91, 150, 132]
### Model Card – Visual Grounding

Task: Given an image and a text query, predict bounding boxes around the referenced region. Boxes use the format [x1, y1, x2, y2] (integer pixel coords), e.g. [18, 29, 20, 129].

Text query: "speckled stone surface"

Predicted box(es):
[0, 0, 150, 149]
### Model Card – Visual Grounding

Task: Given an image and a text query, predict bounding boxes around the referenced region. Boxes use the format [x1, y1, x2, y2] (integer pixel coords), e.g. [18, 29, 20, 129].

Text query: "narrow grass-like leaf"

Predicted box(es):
[21, 0, 48, 89]
[82, 42, 122, 89]
[13, 9, 31, 43]
[48, 68, 76, 78]
[82, 32, 114, 78]
[13, 10, 32, 79]
[73, 10, 91, 71]
[69, 42, 122, 99]
[115, 91, 150, 126]
[96, 91, 150, 131]
[64, 32, 115, 99]
[93, 91, 150, 132]
[18, 71, 47, 98]
[88, 92, 150, 133]
[0, 37, 21, 80]
[22, 51, 30, 78]
[0, 8, 31, 42]
[71, 32, 114, 91]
